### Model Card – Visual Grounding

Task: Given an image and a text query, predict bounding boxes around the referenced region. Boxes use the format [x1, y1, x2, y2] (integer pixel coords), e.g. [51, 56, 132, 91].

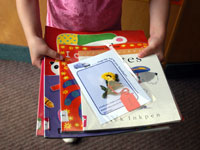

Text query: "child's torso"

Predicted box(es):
[47, 0, 123, 31]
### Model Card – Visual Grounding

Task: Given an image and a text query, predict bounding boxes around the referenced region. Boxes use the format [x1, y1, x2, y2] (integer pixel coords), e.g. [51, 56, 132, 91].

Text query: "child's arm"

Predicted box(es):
[138, 0, 170, 61]
[16, 0, 63, 68]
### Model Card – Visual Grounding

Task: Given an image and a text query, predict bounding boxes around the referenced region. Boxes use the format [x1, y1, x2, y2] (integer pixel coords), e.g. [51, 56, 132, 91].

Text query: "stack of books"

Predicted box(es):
[36, 26, 181, 138]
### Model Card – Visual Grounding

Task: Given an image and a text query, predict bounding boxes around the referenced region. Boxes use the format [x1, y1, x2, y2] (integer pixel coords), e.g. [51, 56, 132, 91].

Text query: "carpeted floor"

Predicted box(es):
[0, 59, 199, 150]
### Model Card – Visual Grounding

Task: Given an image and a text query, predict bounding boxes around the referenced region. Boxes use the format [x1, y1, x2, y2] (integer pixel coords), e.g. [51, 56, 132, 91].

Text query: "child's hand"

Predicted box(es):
[28, 37, 63, 69]
[138, 0, 170, 62]
[138, 35, 164, 62]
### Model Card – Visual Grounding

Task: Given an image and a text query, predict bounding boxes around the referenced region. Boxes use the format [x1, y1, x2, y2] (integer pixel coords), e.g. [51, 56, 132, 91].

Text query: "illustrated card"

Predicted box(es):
[68, 49, 152, 124]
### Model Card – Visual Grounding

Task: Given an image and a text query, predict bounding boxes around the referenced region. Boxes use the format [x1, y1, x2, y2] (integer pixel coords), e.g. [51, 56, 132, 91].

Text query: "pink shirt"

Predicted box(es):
[46, 0, 122, 32]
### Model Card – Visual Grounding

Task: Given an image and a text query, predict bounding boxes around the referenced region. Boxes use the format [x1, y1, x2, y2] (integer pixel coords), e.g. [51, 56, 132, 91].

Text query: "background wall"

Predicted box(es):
[165, 0, 200, 63]
[0, 0, 47, 46]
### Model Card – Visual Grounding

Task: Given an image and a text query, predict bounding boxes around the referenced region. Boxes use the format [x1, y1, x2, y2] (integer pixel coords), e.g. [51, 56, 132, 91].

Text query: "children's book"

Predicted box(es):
[36, 26, 181, 137]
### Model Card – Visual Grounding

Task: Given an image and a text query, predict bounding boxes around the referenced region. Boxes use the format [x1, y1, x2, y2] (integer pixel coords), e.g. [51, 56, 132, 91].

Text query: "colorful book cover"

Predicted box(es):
[43, 57, 84, 137]
[57, 48, 82, 132]
[44, 57, 83, 137]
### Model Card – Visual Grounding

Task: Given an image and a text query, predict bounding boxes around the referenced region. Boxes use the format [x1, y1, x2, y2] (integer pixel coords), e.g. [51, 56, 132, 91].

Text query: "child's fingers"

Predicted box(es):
[138, 46, 164, 61]
[156, 51, 164, 62]
[32, 59, 41, 69]
[46, 48, 64, 60]
[138, 46, 155, 58]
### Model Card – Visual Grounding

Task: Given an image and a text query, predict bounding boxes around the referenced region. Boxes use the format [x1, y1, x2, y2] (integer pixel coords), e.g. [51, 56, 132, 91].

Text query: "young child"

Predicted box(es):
[16, 0, 170, 143]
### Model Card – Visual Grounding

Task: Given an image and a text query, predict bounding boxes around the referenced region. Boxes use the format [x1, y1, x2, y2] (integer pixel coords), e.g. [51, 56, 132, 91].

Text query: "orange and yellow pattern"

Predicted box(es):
[59, 61, 83, 132]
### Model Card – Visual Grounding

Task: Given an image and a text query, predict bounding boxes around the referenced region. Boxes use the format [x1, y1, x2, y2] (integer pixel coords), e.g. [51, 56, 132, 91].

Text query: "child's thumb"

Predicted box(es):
[46, 48, 64, 60]
[138, 46, 153, 58]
